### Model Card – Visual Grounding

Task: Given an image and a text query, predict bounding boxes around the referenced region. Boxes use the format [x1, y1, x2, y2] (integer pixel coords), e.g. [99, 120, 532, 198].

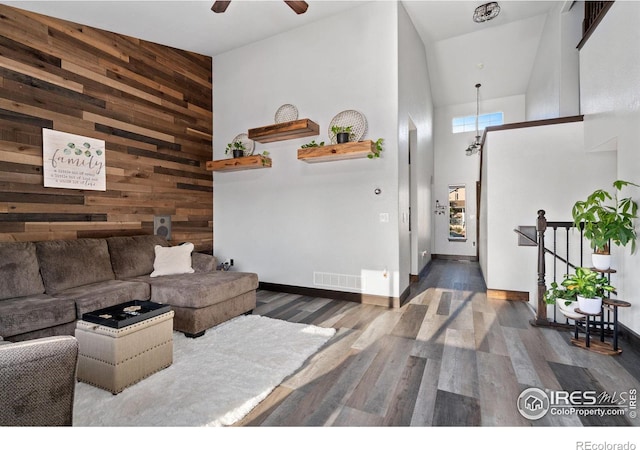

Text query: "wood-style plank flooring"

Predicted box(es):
[237, 259, 640, 427]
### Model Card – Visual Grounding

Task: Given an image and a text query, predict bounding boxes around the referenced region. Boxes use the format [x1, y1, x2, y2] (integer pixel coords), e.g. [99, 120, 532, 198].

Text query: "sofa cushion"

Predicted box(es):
[191, 252, 216, 273]
[134, 271, 258, 309]
[106, 235, 169, 279]
[150, 243, 195, 277]
[0, 242, 45, 301]
[0, 294, 76, 338]
[56, 280, 151, 317]
[36, 239, 115, 295]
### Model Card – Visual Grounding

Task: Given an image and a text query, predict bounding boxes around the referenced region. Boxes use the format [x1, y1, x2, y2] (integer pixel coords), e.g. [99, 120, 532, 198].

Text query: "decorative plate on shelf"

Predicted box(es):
[274, 104, 299, 123]
[328, 110, 367, 144]
[232, 133, 255, 156]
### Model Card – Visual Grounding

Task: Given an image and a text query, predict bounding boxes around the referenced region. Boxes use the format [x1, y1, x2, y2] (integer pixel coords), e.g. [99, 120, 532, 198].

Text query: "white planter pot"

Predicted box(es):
[592, 253, 611, 270]
[558, 299, 583, 320]
[577, 295, 603, 315]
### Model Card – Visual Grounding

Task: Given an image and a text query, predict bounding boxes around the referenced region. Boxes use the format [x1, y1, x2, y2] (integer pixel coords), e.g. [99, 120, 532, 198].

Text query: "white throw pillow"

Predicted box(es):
[150, 243, 195, 277]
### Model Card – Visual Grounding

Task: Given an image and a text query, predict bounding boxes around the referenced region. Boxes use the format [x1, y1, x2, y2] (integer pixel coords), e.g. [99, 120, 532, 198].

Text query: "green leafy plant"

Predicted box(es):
[225, 141, 246, 155]
[330, 125, 353, 136]
[543, 280, 577, 307]
[572, 180, 639, 255]
[368, 138, 384, 159]
[545, 267, 616, 306]
[301, 140, 325, 148]
[332, 125, 353, 144]
[259, 151, 270, 166]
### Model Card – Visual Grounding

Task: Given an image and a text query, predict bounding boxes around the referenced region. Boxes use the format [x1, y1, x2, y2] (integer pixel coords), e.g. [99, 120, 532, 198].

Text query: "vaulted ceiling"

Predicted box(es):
[3, 0, 562, 107]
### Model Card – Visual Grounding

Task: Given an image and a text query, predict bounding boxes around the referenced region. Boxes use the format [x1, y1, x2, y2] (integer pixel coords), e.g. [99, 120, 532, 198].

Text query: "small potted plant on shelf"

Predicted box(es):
[331, 125, 353, 144]
[545, 267, 616, 316]
[571, 180, 638, 270]
[225, 141, 246, 158]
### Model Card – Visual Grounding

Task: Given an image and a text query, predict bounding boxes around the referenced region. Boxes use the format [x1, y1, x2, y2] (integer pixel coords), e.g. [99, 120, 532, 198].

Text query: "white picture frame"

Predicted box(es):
[42, 128, 106, 191]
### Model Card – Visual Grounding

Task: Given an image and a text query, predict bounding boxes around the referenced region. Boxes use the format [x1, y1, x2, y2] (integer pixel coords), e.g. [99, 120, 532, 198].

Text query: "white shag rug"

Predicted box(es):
[73, 314, 335, 427]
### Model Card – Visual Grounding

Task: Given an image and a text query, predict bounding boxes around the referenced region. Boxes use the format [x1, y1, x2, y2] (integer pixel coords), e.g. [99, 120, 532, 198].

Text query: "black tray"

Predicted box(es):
[81, 300, 171, 329]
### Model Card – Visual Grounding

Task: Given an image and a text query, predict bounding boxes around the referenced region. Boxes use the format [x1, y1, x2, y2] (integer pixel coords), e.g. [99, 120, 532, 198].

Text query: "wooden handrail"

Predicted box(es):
[578, 1, 615, 50]
[513, 227, 578, 271]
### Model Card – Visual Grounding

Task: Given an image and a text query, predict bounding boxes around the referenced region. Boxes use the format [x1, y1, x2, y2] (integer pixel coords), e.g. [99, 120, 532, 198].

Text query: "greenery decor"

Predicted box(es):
[260, 151, 270, 166]
[225, 141, 246, 157]
[301, 140, 325, 148]
[544, 267, 616, 305]
[368, 138, 384, 159]
[330, 125, 353, 136]
[571, 180, 639, 255]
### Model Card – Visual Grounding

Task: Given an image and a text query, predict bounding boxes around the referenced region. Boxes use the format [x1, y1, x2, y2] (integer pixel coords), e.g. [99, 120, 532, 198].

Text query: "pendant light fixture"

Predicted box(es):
[465, 83, 482, 156]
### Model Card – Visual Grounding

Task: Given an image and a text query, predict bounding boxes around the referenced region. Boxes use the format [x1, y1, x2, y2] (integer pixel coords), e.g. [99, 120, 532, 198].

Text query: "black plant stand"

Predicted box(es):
[603, 298, 631, 352]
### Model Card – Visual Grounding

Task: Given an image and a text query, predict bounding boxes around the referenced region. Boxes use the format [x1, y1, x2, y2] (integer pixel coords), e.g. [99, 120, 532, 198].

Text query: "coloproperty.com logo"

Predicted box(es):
[517, 387, 637, 420]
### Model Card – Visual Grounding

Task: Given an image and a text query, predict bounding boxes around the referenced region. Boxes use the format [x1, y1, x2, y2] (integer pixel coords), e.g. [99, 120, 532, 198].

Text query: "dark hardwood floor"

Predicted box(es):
[237, 259, 640, 427]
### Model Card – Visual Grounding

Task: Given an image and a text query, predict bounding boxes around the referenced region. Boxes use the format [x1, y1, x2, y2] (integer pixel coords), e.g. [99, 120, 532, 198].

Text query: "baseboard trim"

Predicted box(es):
[619, 322, 640, 352]
[258, 282, 401, 308]
[432, 254, 478, 262]
[486, 289, 529, 302]
[410, 259, 433, 284]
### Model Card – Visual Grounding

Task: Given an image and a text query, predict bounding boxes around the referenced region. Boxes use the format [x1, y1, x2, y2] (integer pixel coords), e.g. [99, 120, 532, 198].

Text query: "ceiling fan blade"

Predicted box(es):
[284, 1, 309, 15]
[211, 1, 231, 13]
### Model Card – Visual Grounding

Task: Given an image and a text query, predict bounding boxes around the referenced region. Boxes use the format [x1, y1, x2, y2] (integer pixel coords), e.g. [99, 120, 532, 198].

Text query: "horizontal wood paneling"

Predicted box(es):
[0, 5, 213, 251]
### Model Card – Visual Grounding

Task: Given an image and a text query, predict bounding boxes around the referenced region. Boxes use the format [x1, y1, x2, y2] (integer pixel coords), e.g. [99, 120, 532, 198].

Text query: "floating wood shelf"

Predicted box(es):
[297, 140, 375, 163]
[248, 119, 319, 143]
[206, 155, 272, 172]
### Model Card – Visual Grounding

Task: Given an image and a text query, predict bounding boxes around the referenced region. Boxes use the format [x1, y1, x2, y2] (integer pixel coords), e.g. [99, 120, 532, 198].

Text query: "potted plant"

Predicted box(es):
[544, 279, 578, 318]
[545, 267, 616, 315]
[225, 141, 246, 158]
[571, 180, 638, 270]
[331, 125, 353, 144]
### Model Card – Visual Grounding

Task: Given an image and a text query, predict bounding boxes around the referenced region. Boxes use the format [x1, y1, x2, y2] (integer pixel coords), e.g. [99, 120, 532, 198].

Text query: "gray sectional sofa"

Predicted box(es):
[0, 235, 258, 341]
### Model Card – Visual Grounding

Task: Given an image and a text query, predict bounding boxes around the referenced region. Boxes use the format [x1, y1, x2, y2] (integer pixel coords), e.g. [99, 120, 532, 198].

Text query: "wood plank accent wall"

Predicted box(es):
[0, 5, 213, 251]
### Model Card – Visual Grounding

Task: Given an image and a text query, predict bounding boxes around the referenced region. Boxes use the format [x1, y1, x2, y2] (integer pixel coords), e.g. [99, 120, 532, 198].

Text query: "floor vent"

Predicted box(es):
[313, 272, 362, 291]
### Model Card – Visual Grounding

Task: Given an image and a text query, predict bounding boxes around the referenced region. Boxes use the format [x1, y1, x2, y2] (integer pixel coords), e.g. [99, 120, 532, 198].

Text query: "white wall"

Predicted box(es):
[481, 121, 616, 302]
[526, 1, 582, 120]
[398, 3, 434, 280]
[213, 2, 402, 297]
[579, 1, 640, 334]
[433, 94, 525, 257]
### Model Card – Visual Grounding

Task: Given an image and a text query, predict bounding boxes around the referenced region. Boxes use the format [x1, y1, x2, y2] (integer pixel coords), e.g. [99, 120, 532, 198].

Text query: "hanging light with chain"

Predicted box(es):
[465, 83, 482, 156]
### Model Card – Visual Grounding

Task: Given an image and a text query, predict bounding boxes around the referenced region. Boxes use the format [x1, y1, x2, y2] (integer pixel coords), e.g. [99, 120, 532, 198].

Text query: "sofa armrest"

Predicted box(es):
[192, 252, 217, 273]
[0, 335, 78, 426]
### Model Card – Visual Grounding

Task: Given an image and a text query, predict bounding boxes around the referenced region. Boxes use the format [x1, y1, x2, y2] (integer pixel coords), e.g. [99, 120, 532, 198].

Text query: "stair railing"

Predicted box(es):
[514, 210, 585, 327]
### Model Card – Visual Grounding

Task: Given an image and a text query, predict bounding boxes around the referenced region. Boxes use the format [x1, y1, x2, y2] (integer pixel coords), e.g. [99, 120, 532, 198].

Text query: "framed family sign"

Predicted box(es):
[42, 129, 106, 191]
